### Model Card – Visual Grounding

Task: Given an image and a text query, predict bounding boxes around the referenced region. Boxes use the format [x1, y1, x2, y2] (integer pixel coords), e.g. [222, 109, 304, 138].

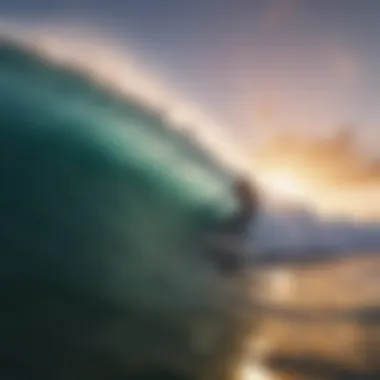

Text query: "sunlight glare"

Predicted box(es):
[258, 170, 307, 202]
[241, 362, 273, 380]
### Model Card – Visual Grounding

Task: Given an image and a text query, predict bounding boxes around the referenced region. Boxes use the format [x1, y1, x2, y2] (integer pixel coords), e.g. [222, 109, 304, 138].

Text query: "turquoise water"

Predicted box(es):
[0, 40, 242, 308]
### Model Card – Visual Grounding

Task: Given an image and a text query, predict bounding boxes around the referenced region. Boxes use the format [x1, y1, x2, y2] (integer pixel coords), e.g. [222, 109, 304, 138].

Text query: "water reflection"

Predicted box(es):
[244, 255, 380, 379]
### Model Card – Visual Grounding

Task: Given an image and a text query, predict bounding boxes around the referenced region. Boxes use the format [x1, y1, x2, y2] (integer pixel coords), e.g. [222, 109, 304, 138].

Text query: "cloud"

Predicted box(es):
[252, 128, 380, 219]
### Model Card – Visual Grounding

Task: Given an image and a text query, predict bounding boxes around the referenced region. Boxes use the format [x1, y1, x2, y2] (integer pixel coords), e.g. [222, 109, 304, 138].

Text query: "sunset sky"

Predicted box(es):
[1, 0, 380, 151]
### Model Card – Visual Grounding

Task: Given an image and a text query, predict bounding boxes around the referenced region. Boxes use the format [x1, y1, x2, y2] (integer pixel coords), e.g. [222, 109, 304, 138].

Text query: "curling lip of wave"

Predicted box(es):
[0, 23, 253, 179]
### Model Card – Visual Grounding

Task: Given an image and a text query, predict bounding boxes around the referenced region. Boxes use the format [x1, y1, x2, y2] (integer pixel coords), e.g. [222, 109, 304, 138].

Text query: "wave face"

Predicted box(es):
[0, 35, 257, 380]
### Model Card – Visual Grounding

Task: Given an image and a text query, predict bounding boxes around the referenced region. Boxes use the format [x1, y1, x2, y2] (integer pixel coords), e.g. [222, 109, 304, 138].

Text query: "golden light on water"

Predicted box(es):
[241, 364, 272, 380]
[240, 337, 274, 380]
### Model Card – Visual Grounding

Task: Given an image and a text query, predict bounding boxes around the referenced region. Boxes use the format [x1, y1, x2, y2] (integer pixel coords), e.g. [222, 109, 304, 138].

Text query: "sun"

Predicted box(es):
[256, 169, 307, 202]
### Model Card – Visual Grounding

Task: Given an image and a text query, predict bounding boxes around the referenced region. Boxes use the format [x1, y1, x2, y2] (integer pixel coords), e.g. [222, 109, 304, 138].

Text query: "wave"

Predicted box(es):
[2, 23, 380, 265]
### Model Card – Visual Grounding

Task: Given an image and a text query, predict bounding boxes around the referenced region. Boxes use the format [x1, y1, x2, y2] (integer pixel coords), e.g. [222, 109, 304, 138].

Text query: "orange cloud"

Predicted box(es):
[252, 128, 380, 219]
